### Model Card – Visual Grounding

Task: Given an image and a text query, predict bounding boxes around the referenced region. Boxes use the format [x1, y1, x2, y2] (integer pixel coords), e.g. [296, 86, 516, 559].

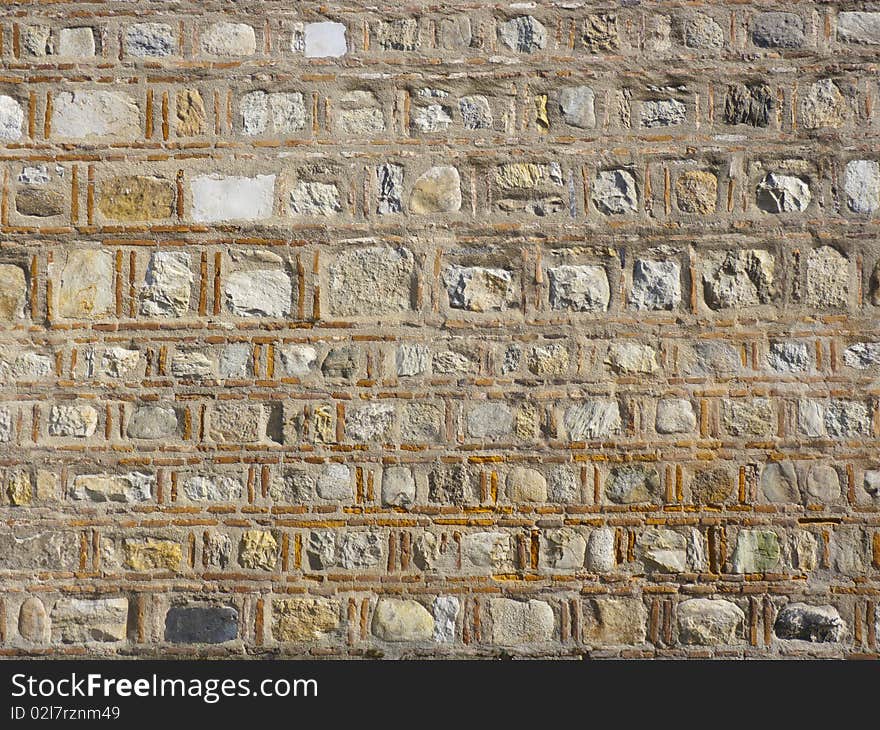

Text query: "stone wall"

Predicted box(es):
[1, 1, 879, 658]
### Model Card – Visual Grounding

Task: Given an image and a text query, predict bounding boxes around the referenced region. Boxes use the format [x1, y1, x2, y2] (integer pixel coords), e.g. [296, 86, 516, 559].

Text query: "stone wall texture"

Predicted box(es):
[1, 0, 880, 659]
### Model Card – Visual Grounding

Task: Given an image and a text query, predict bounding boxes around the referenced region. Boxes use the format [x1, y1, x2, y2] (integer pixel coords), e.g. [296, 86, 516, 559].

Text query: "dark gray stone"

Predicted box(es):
[164, 605, 238, 644]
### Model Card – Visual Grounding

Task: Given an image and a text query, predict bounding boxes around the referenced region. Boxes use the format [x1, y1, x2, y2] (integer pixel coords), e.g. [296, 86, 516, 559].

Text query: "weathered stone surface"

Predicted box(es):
[51, 598, 128, 643]
[0, 95, 23, 140]
[376, 163, 402, 213]
[165, 605, 238, 643]
[49, 404, 98, 437]
[564, 399, 621, 440]
[751, 12, 804, 48]
[703, 249, 775, 309]
[15, 188, 65, 217]
[381, 466, 415, 507]
[279, 344, 318, 376]
[140, 251, 192, 317]
[126, 405, 177, 439]
[559, 86, 595, 128]
[499, 16, 546, 53]
[272, 597, 340, 641]
[339, 92, 385, 136]
[724, 83, 772, 127]
[639, 528, 688, 572]
[459, 95, 492, 129]
[677, 599, 745, 646]
[606, 465, 661, 504]
[241, 91, 306, 135]
[844, 160, 880, 215]
[756, 173, 811, 213]
[190, 174, 275, 222]
[592, 169, 638, 214]
[605, 342, 658, 374]
[582, 13, 619, 52]
[641, 98, 686, 128]
[327, 247, 414, 316]
[774, 603, 846, 642]
[838, 12, 880, 44]
[126, 23, 176, 57]
[123, 538, 182, 571]
[690, 467, 733, 504]
[630, 259, 681, 310]
[488, 598, 554, 645]
[656, 399, 696, 434]
[686, 13, 724, 49]
[732, 529, 780, 573]
[99, 176, 174, 221]
[71, 472, 153, 503]
[410, 166, 461, 213]
[444, 266, 512, 312]
[675, 170, 717, 214]
[55, 249, 115, 319]
[806, 465, 841, 502]
[761, 462, 800, 503]
[372, 599, 434, 641]
[428, 465, 473, 505]
[467, 402, 512, 439]
[375, 19, 419, 51]
[346, 402, 395, 441]
[767, 341, 809, 372]
[57, 27, 95, 57]
[433, 596, 459, 642]
[528, 344, 569, 376]
[239, 530, 278, 570]
[175, 89, 205, 135]
[506, 467, 547, 503]
[209, 402, 265, 442]
[801, 79, 847, 129]
[586, 528, 615, 572]
[721, 398, 775, 437]
[542, 528, 586, 569]
[201, 22, 255, 56]
[290, 181, 342, 216]
[51, 91, 139, 139]
[18, 597, 48, 642]
[224, 269, 291, 317]
[548, 265, 610, 311]
[0, 265, 27, 321]
[0, 527, 79, 570]
[805, 246, 849, 308]
[582, 598, 647, 646]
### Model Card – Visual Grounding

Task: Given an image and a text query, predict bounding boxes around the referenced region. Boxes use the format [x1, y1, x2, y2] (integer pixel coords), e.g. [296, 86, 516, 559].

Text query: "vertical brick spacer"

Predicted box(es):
[86, 165, 95, 226]
[146, 88, 153, 139]
[213, 252, 222, 315]
[0, 167, 7, 227]
[161, 91, 170, 140]
[71, 165, 79, 224]
[254, 597, 264, 647]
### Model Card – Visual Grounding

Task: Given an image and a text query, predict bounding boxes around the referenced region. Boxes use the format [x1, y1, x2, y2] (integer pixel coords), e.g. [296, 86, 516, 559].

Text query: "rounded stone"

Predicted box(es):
[409, 166, 461, 214]
[18, 597, 48, 642]
[371, 598, 434, 642]
[506, 467, 548, 503]
[806, 465, 841, 502]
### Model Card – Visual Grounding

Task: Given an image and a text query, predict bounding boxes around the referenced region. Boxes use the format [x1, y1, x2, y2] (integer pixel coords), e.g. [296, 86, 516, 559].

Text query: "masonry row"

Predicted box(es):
[8, 9, 880, 64]
[5, 71, 880, 142]
[1, 521, 878, 580]
[0, 590, 865, 654]
[6, 156, 880, 228]
[0, 242, 879, 326]
[1, 444, 879, 506]
[5, 330, 880, 383]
